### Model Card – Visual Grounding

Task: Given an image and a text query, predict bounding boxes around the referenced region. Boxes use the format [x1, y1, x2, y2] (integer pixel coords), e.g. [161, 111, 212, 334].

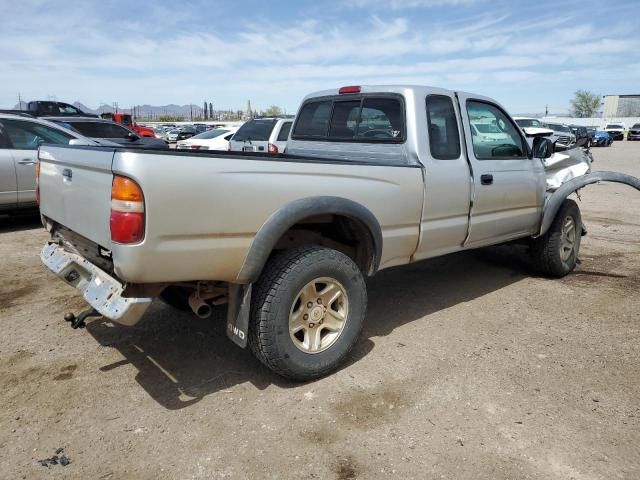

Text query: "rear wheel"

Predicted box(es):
[249, 246, 367, 381]
[531, 199, 582, 277]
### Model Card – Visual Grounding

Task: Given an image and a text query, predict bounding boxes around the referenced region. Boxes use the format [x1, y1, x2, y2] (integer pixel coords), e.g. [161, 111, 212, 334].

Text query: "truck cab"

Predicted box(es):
[287, 85, 546, 253]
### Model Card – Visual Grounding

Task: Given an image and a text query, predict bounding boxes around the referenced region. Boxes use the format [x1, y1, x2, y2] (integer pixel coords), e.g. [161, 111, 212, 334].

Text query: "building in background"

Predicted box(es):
[603, 95, 640, 118]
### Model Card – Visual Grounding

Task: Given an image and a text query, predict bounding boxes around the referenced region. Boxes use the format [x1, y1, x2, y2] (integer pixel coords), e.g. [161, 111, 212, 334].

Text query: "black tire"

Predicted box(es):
[248, 246, 367, 381]
[531, 199, 582, 277]
[160, 286, 192, 311]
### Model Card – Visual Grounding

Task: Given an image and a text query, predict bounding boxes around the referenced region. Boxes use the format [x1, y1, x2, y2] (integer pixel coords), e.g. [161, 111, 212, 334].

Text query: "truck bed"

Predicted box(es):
[38, 144, 424, 284]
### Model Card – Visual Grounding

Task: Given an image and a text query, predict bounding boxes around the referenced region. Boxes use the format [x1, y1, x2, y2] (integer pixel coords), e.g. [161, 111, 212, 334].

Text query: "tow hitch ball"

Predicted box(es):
[63, 308, 101, 329]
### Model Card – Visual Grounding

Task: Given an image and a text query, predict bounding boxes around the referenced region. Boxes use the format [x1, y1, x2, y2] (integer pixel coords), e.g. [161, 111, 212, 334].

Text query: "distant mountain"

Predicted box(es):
[10, 100, 217, 118]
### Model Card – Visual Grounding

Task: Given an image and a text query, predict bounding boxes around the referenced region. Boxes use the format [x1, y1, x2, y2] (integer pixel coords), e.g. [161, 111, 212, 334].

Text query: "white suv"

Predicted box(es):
[228, 118, 293, 155]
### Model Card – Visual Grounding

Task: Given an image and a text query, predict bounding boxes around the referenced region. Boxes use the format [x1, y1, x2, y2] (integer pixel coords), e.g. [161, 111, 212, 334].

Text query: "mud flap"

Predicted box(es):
[226, 284, 252, 348]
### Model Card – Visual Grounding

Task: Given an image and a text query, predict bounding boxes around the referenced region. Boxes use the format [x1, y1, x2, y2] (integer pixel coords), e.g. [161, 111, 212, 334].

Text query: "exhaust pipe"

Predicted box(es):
[188, 292, 212, 319]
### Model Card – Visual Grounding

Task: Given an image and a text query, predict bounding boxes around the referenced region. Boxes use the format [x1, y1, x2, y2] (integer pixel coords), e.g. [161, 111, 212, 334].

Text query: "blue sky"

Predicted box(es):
[2, 0, 639, 114]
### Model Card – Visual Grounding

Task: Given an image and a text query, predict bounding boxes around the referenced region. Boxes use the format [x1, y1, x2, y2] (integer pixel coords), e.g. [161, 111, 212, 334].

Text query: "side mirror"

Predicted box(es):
[532, 136, 553, 159]
[127, 132, 140, 141]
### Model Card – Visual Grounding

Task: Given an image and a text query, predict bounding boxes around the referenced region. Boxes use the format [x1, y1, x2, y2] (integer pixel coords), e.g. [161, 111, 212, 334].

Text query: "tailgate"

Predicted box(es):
[39, 145, 115, 248]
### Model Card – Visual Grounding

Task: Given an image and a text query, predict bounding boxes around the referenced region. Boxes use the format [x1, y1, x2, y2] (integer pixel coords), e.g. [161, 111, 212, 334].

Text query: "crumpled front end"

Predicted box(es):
[544, 147, 593, 191]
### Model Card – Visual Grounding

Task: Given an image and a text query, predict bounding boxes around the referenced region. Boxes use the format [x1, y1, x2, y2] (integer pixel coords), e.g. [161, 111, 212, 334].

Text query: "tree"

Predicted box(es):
[570, 90, 600, 118]
[263, 105, 283, 117]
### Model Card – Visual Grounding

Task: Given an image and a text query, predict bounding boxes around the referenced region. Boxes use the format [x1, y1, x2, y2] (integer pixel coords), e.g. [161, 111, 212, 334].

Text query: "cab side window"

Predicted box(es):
[466, 101, 527, 160]
[426, 95, 461, 160]
[3, 119, 73, 150]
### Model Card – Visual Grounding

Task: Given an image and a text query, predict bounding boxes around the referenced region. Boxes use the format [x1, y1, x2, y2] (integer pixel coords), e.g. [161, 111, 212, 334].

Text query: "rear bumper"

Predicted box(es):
[40, 242, 152, 326]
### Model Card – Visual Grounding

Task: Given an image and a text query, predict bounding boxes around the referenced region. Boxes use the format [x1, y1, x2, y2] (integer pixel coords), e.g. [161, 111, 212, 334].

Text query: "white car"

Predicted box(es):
[470, 121, 511, 142]
[229, 118, 293, 154]
[0, 113, 110, 212]
[604, 123, 625, 141]
[165, 128, 183, 143]
[513, 117, 554, 136]
[177, 127, 239, 151]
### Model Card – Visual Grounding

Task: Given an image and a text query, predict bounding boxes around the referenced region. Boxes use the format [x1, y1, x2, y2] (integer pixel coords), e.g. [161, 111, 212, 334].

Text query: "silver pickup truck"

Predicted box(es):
[37, 85, 640, 380]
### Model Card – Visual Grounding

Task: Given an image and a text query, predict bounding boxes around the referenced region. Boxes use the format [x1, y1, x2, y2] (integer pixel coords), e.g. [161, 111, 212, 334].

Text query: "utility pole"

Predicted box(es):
[190, 104, 193, 121]
[545, 104, 549, 116]
[18, 92, 23, 110]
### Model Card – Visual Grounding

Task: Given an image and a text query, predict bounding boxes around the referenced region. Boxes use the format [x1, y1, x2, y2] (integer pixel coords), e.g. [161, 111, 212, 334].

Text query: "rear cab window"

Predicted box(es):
[233, 119, 278, 142]
[292, 95, 405, 143]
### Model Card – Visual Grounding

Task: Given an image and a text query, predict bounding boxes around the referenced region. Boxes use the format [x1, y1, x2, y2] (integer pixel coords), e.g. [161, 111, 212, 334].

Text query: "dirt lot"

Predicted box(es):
[1, 142, 639, 479]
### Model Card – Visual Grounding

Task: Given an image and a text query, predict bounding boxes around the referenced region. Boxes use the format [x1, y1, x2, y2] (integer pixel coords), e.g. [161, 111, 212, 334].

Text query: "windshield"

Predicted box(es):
[606, 124, 623, 129]
[515, 119, 543, 128]
[191, 129, 229, 140]
[546, 123, 571, 133]
[632, 124, 640, 129]
[233, 119, 277, 141]
[59, 121, 131, 138]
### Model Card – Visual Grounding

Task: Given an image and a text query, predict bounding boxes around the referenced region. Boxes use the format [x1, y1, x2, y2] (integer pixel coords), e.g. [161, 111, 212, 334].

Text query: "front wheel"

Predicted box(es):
[531, 199, 582, 277]
[249, 246, 367, 381]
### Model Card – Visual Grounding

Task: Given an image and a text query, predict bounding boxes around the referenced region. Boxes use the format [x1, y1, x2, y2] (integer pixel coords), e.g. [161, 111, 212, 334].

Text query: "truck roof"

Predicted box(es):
[301, 84, 493, 104]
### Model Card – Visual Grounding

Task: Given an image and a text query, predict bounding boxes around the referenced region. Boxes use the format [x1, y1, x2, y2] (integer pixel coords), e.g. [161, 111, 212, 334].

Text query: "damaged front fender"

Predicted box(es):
[537, 171, 640, 237]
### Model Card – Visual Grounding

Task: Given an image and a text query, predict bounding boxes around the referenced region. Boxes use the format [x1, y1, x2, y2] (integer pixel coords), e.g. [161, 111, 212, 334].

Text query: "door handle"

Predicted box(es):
[480, 174, 493, 185]
[18, 159, 37, 165]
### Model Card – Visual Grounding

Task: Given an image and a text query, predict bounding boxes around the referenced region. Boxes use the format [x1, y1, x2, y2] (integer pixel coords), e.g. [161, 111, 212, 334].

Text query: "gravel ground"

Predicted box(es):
[0, 142, 639, 479]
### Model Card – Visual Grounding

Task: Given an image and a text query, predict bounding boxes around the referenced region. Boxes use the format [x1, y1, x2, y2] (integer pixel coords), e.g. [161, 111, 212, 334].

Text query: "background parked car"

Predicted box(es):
[177, 127, 239, 151]
[543, 123, 576, 149]
[176, 126, 197, 142]
[0, 113, 103, 212]
[604, 123, 625, 140]
[165, 128, 182, 143]
[228, 118, 293, 154]
[626, 123, 640, 141]
[570, 125, 590, 147]
[591, 130, 613, 147]
[26, 100, 98, 118]
[48, 117, 168, 148]
[513, 117, 546, 129]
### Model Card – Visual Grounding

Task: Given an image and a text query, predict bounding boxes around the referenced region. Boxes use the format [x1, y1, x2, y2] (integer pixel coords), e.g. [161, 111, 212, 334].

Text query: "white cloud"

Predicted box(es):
[1, 0, 639, 113]
[349, 0, 479, 8]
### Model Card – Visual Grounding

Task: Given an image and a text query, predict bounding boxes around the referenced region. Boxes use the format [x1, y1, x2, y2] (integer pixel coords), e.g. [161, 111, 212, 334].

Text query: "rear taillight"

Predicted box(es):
[110, 175, 145, 244]
[268, 143, 279, 154]
[35, 161, 41, 205]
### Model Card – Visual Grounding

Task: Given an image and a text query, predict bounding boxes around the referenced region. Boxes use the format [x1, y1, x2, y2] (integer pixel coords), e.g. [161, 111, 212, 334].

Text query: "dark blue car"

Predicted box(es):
[591, 130, 613, 147]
